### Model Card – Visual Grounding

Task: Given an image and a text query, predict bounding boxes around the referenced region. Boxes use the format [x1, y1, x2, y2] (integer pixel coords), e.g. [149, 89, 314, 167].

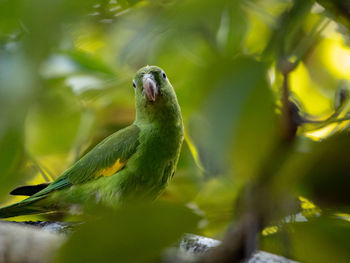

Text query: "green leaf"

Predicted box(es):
[25, 86, 82, 156]
[0, 54, 36, 199]
[62, 50, 116, 77]
[188, 56, 277, 179]
[56, 201, 200, 263]
[297, 132, 350, 208]
[261, 216, 350, 263]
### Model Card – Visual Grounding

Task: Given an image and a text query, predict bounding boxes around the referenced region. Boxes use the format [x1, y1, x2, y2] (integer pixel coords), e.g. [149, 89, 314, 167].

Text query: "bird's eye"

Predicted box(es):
[162, 72, 167, 79]
[133, 80, 136, 88]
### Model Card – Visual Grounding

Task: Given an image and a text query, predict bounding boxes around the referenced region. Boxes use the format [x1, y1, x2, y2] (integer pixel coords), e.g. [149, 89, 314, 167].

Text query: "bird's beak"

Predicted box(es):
[143, 74, 158, 102]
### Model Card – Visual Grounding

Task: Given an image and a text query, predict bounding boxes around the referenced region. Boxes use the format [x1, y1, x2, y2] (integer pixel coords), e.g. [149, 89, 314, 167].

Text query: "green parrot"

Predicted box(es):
[0, 65, 184, 218]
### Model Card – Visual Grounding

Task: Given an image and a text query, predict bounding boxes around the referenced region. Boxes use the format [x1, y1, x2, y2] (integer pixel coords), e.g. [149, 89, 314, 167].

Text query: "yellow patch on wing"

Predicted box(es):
[98, 159, 126, 177]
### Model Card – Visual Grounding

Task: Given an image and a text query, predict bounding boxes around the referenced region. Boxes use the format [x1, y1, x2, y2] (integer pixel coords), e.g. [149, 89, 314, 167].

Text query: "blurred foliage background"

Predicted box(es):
[1, 0, 350, 262]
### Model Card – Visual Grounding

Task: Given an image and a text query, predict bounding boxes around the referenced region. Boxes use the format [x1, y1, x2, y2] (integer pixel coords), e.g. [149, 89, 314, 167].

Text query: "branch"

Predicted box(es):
[0, 221, 65, 263]
[0, 221, 297, 263]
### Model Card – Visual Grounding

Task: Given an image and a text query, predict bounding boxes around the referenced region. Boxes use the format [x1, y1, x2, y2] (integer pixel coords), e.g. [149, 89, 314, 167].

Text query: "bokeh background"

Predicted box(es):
[1, 0, 350, 262]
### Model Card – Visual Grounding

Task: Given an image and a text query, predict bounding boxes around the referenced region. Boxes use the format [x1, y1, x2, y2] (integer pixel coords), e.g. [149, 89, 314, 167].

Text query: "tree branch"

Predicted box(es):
[0, 221, 297, 263]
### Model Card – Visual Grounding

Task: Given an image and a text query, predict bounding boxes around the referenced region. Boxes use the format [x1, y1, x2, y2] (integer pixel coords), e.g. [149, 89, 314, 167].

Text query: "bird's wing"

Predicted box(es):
[66, 124, 140, 184]
[25, 124, 140, 198]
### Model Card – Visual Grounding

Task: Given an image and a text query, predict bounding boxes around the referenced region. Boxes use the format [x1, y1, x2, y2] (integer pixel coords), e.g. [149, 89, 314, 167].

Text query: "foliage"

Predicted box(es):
[1, 0, 350, 262]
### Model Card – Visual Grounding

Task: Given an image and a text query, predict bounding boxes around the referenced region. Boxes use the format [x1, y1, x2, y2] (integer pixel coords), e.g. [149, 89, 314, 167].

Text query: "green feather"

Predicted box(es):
[65, 124, 140, 184]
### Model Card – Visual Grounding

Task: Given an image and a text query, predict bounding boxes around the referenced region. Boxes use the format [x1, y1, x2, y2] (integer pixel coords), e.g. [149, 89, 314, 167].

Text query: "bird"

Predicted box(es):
[0, 65, 184, 218]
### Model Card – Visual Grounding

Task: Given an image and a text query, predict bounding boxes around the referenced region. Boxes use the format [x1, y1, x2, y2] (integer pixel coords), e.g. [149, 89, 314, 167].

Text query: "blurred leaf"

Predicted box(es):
[215, 0, 247, 56]
[232, 60, 277, 180]
[261, 216, 350, 263]
[188, 56, 277, 179]
[0, 127, 24, 200]
[297, 132, 350, 208]
[194, 177, 237, 236]
[263, 0, 314, 61]
[120, 0, 246, 65]
[274, 131, 350, 210]
[0, 53, 36, 199]
[317, 0, 350, 30]
[25, 86, 82, 156]
[57, 201, 200, 263]
[62, 50, 116, 77]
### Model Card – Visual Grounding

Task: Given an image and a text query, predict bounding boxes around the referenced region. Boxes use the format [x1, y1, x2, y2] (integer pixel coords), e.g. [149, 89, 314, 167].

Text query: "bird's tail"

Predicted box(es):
[0, 196, 46, 218]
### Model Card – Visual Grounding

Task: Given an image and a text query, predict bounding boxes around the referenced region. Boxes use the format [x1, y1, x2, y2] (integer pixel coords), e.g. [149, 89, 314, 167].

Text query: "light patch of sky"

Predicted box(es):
[114, 9, 130, 17]
[88, 12, 100, 16]
[110, 6, 121, 12]
[66, 75, 104, 95]
[40, 55, 76, 78]
[311, 2, 325, 14]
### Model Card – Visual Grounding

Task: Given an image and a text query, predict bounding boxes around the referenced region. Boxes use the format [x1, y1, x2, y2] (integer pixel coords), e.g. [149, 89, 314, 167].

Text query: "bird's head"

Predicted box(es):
[133, 65, 181, 123]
